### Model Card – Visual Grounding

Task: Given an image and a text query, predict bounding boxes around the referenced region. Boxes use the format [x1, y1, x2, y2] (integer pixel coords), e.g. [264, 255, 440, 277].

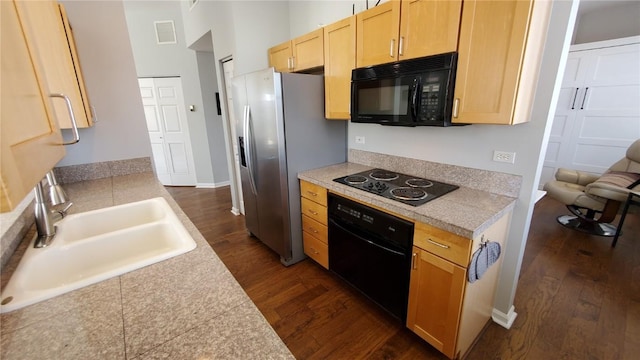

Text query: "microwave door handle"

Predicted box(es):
[411, 78, 421, 122]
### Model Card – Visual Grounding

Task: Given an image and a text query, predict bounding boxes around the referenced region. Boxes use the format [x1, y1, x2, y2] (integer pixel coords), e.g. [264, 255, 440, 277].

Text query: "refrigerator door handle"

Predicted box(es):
[244, 105, 258, 195]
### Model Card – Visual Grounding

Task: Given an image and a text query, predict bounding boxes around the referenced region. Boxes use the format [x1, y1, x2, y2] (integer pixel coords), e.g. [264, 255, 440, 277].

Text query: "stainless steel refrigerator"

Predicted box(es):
[232, 68, 346, 266]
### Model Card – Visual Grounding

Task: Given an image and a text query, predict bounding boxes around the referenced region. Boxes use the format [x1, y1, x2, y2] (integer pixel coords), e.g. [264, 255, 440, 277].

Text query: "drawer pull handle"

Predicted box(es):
[308, 210, 318, 215]
[412, 252, 417, 269]
[307, 191, 318, 197]
[427, 239, 450, 249]
[311, 228, 318, 233]
[310, 247, 319, 255]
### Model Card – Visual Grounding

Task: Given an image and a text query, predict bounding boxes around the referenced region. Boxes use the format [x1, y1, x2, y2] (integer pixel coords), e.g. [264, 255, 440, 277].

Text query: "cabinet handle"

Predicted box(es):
[310, 227, 318, 234]
[580, 87, 589, 110]
[390, 39, 395, 57]
[399, 36, 404, 56]
[571, 87, 579, 109]
[308, 210, 318, 216]
[291, 56, 295, 70]
[50, 93, 80, 145]
[427, 239, 450, 249]
[307, 191, 318, 197]
[452, 98, 460, 118]
[310, 247, 319, 255]
[412, 252, 417, 269]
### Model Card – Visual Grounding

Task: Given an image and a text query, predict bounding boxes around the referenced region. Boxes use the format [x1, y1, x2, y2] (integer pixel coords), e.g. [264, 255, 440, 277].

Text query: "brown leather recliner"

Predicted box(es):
[543, 139, 640, 237]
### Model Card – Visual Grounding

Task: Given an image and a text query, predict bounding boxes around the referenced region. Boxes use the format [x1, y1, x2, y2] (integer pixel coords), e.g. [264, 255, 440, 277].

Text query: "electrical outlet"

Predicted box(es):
[493, 150, 516, 164]
[355, 136, 365, 144]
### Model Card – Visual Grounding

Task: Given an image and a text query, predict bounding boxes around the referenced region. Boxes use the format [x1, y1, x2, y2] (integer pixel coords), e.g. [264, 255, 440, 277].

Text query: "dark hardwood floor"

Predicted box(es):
[166, 186, 640, 359]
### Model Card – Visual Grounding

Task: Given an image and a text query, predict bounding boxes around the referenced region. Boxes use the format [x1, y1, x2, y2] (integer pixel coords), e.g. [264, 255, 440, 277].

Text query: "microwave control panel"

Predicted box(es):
[420, 82, 442, 121]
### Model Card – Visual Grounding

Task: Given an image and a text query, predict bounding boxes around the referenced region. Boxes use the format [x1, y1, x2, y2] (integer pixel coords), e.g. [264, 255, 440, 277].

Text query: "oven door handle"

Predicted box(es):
[329, 218, 406, 256]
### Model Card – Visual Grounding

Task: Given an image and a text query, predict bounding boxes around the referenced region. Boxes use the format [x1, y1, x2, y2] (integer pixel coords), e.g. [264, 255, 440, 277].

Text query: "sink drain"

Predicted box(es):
[1, 296, 13, 305]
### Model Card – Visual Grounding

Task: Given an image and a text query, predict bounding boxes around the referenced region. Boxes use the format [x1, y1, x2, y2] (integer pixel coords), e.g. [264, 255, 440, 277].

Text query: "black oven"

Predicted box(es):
[328, 193, 414, 322]
[351, 52, 460, 127]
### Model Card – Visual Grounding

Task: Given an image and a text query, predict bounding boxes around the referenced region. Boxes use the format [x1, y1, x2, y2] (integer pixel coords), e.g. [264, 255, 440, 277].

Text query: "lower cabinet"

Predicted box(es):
[300, 180, 329, 269]
[407, 248, 466, 358]
[298, 179, 512, 359]
[407, 213, 511, 359]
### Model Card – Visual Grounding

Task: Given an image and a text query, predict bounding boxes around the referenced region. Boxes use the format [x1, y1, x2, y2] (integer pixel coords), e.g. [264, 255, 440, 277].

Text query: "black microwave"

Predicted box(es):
[351, 52, 461, 127]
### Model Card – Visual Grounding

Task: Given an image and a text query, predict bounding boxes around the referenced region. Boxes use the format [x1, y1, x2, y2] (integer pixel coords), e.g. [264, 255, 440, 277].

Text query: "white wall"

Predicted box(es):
[289, 0, 579, 321]
[573, 1, 640, 44]
[196, 51, 230, 185]
[57, 0, 151, 167]
[123, 0, 219, 185]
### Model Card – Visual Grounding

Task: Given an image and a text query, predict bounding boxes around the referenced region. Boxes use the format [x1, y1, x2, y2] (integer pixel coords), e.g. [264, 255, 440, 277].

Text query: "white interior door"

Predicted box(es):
[139, 77, 197, 186]
[541, 40, 640, 188]
[222, 59, 244, 214]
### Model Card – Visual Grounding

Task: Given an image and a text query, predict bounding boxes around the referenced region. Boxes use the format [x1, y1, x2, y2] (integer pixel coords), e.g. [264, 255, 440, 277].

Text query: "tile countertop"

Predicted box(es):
[0, 173, 294, 360]
[298, 162, 517, 239]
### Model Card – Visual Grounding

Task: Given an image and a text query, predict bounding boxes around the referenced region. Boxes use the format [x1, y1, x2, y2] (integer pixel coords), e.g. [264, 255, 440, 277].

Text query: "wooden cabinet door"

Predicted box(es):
[356, 1, 401, 67]
[406, 247, 466, 359]
[292, 28, 324, 71]
[324, 16, 356, 120]
[398, 0, 462, 60]
[1, 0, 65, 212]
[14, 0, 91, 128]
[453, 0, 535, 124]
[59, 3, 93, 128]
[268, 40, 292, 73]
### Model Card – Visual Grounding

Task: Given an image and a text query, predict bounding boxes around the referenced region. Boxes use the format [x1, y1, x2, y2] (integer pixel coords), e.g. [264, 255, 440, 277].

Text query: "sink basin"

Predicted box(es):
[0, 197, 197, 313]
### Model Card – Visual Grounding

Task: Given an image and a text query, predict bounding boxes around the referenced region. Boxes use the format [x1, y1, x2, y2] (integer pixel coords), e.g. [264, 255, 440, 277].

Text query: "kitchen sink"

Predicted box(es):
[0, 197, 197, 313]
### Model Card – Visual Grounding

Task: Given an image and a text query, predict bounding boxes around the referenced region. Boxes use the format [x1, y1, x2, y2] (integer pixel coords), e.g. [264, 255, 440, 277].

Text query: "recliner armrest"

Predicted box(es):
[555, 168, 600, 186]
[586, 182, 631, 202]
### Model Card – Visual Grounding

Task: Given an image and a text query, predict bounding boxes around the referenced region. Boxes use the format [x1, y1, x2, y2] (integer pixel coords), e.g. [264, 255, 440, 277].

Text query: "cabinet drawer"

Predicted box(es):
[301, 197, 327, 225]
[303, 231, 328, 269]
[302, 214, 328, 244]
[300, 180, 327, 206]
[413, 221, 471, 267]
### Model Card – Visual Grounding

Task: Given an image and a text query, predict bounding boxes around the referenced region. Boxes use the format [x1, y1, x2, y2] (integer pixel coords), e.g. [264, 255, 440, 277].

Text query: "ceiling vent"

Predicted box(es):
[154, 20, 176, 45]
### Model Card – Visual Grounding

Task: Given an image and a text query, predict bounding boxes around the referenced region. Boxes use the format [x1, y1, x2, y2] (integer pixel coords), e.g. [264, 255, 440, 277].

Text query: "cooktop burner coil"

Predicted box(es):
[370, 171, 399, 181]
[344, 175, 368, 185]
[406, 178, 433, 188]
[390, 187, 428, 200]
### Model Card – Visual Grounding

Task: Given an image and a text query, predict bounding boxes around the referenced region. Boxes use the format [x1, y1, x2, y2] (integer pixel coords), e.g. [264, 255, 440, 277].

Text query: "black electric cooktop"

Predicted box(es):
[333, 168, 458, 207]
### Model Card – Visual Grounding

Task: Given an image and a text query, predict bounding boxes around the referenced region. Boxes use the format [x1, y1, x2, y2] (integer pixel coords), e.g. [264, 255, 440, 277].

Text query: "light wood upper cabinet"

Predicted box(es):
[268, 41, 293, 73]
[452, 0, 552, 125]
[268, 28, 324, 73]
[14, 0, 92, 129]
[398, 0, 462, 60]
[356, 1, 401, 67]
[324, 16, 356, 120]
[1, 0, 65, 212]
[292, 28, 324, 71]
[357, 0, 462, 67]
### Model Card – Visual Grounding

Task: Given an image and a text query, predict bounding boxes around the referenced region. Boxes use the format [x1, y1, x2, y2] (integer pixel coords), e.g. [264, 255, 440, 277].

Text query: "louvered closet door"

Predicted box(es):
[139, 77, 197, 186]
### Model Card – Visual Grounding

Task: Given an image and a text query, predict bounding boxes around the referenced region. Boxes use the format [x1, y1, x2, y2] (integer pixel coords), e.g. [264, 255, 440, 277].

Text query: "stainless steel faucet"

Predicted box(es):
[34, 171, 73, 248]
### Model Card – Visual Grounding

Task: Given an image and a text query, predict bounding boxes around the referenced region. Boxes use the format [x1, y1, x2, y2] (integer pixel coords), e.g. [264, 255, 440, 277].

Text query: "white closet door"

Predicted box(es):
[139, 77, 197, 186]
[541, 40, 640, 188]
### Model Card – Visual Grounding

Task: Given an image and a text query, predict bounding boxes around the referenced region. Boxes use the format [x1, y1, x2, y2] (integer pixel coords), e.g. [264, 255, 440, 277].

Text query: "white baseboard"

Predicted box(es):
[230, 207, 240, 216]
[535, 190, 547, 203]
[196, 181, 231, 189]
[492, 305, 518, 329]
